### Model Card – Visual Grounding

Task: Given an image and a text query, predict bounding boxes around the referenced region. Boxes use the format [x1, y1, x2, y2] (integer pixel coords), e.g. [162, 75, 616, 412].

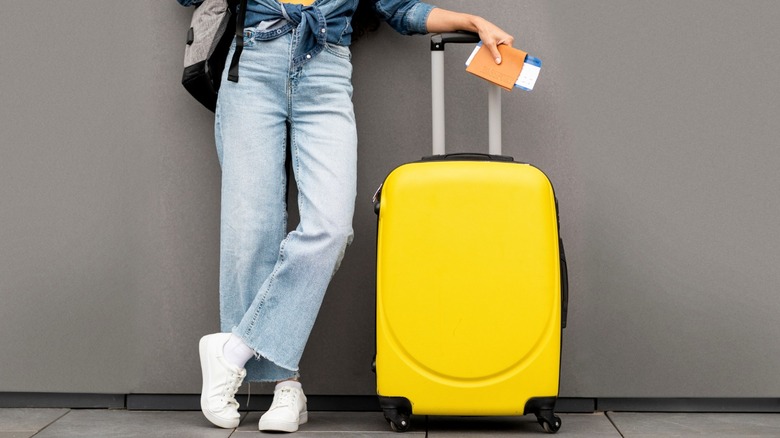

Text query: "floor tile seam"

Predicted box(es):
[26, 409, 71, 437]
[605, 411, 626, 438]
[235, 411, 252, 430]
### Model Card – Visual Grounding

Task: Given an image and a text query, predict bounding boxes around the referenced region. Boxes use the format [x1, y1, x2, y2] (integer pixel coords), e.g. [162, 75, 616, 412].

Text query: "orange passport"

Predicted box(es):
[466, 44, 527, 91]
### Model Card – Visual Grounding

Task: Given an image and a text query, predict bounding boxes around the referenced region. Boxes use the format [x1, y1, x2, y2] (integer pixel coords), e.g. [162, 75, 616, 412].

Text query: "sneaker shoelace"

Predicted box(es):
[270, 387, 297, 410]
[221, 369, 246, 408]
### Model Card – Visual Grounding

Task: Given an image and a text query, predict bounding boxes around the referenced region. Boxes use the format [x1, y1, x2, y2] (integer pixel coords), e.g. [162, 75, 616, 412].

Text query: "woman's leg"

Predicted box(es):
[201, 30, 357, 431]
[215, 42, 289, 350]
[199, 34, 290, 429]
[248, 43, 358, 433]
[233, 41, 357, 382]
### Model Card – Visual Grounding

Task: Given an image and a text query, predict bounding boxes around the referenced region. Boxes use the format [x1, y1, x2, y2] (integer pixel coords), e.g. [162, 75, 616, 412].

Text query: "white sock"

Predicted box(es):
[222, 334, 254, 369]
[275, 380, 302, 390]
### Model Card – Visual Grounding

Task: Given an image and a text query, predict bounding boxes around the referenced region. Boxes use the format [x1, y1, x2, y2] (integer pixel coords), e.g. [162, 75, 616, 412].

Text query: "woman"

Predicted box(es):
[177, 0, 513, 433]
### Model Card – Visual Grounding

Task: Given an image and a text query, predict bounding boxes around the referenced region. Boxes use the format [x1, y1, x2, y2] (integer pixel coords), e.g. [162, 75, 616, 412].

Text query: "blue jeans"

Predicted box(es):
[214, 30, 357, 382]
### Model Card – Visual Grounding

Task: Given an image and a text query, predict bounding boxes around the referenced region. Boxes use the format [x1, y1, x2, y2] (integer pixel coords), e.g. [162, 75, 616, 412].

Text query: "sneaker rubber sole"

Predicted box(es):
[258, 411, 308, 433]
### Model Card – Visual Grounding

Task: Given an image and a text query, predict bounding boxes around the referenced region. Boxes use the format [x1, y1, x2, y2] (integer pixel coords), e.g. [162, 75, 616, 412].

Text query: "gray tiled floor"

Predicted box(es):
[607, 412, 780, 437]
[2, 409, 780, 437]
[236, 412, 425, 436]
[0, 409, 68, 438]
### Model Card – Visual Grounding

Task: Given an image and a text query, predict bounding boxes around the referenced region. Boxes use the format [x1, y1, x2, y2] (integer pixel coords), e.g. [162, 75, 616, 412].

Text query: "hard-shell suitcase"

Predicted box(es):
[373, 33, 568, 434]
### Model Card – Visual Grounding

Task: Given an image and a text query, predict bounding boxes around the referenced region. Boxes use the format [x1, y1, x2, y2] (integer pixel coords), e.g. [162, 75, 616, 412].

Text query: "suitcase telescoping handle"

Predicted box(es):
[431, 32, 503, 156]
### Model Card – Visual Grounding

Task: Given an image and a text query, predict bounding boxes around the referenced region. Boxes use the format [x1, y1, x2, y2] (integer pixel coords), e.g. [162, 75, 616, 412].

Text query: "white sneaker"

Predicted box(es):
[199, 333, 246, 428]
[258, 385, 308, 433]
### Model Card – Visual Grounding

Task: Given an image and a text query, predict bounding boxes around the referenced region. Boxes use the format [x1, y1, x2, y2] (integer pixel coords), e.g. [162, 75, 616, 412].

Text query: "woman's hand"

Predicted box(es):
[426, 8, 515, 64]
[471, 16, 514, 64]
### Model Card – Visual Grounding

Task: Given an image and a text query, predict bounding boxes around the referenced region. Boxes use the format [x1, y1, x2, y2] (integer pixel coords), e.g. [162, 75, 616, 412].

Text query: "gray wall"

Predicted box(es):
[1, 1, 779, 398]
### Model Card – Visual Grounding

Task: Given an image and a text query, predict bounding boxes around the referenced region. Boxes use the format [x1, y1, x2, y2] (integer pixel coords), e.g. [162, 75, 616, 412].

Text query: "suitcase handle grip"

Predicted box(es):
[420, 153, 513, 162]
[430, 31, 481, 50]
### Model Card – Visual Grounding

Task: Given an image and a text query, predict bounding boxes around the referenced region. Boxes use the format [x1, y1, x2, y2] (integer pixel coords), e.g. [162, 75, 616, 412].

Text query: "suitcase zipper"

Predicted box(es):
[372, 184, 383, 214]
[372, 183, 383, 204]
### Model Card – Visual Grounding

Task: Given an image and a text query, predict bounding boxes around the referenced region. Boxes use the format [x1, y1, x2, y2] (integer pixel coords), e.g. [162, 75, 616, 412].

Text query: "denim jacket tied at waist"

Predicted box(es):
[177, 0, 436, 67]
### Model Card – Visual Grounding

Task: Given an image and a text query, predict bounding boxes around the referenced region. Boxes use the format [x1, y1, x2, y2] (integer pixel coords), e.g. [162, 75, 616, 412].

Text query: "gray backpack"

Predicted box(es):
[182, 0, 247, 112]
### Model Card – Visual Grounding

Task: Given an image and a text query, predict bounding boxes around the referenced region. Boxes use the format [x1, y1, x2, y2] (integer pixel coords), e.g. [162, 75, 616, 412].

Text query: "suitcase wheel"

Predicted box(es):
[536, 410, 561, 434]
[383, 408, 411, 432]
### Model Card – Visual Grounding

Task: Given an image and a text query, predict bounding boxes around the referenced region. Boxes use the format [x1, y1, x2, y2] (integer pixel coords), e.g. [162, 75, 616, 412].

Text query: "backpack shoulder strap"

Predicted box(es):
[227, 0, 248, 82]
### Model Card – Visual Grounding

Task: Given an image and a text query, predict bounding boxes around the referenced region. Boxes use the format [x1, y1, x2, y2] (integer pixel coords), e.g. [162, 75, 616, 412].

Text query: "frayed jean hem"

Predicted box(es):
[231, 328, 300, 383]
[243, 352, 300, 383]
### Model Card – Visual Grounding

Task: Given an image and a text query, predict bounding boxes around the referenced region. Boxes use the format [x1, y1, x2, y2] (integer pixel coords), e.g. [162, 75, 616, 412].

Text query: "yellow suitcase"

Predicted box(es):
[373, 34, 567, 434]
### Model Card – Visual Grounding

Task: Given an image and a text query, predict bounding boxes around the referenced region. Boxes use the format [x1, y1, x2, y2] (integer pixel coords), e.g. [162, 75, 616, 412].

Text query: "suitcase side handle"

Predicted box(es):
[559, 237, 568, 329]
[431, 32, 503, 156]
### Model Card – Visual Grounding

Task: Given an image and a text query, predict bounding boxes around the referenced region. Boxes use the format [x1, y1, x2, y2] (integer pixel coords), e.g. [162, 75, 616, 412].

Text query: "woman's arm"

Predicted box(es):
[426, 8, 514, 64]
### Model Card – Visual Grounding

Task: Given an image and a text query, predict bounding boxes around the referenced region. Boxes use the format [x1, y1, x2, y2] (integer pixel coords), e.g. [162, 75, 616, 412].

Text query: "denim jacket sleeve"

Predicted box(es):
[177, 0, 203, 6]
[373, 0, 436, 35]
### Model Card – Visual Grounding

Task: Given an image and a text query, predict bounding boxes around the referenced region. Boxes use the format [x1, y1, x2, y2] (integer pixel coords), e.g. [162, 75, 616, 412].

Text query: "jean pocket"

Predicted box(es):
[324, 43, 351, 61]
